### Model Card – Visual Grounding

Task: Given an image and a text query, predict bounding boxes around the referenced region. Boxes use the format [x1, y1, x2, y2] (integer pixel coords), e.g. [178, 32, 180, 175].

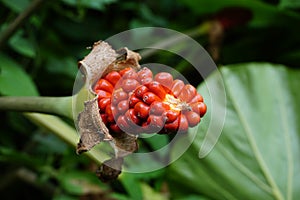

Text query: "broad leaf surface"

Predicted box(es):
[180, 0, 300, 27]
[0, 54, 38, 96]
[168, 63, 300, 200]
[1, 0, 30, 13]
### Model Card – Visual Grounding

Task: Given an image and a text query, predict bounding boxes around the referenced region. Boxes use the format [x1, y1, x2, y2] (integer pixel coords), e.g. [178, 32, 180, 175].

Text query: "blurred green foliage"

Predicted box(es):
[1, 0, 300, 199]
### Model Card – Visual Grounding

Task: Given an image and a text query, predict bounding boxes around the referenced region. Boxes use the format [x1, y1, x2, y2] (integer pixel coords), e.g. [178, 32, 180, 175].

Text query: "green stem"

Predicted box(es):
[139, 21, 211, 58]
[0, 89, 109, 165]
[0, 0, 45, 49]
[25, 113, 109, 165]
[0, 96, 73, 119]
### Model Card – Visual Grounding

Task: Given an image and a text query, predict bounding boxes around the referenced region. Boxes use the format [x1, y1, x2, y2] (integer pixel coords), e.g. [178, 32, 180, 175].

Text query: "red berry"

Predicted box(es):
[134, 102, 150, 119]
[190, 93, 203, 103]
[112, 90, 128, 105]
[94, 79, 114, 93]
[122, 78, 140, 93]
[134, 85, 149, 99]
[178, 84, 197, 102]
[162, 117, 179, 133]
[104, 71, 121, 86]
[117, 100, 129, 115]
[94, 67, 206, 135]
[116, 115, 130, 131]
[100, 113, 108, 124]
[125, 109, 141, 126]
[98, 97, 111, 111]
[119, 68, 131, 76]
[145, 81, 167, 99]
[185, 111, 201, 127]
[110, 123, 123, 134]
[142, 92, 161, 105]
[129, 94, 141, 108]
[145, 115, 165, 133]
[121, 68, 138, 80]
[154, 72, 173, 89]
[163, 110, 180, 123]
[191, 102, 207, 117]
[149, 101, 170, 115]
[178, 114, 189, 133]
[171, 79, 185, 97]
[95, 90, 111, 99]
[138, 67, 153, 84]
[105, 104, 114, 123]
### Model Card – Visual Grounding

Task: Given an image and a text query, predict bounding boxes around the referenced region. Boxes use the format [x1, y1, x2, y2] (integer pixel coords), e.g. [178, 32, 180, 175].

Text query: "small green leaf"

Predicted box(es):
[279, 0, 300, 9]
[45, 56, 77, 78]
[168, 63, 300, 199]
[9, 32, 36, 58]
[120, 173, 143, 200]
[0, 146, 42, 167]
[52, 194, 78, 200]
[180, 0, 300, 27]
[0, 54, 38, 96]
[141, 134, 169, 151]
[140, 182, 168, 200]
[33, 134, 68, 154]
[1, 0, 30, 13]
[61, 0, 117, 11]
[57, 171, 107, 195]
[175, 196, 212, 200]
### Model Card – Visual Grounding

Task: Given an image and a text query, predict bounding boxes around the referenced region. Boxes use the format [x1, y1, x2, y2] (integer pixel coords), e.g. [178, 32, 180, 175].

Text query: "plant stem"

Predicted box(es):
[0, 96, 73, 119]
[139, 21, 211, 59]
[26, 113, 109, 166]
[0, 0, 45, 49]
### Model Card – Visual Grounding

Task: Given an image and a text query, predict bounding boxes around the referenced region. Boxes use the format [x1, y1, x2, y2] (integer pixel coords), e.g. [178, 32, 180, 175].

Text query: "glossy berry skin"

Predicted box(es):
[111, 90, 128, 105]
[104, 71, 121, 86]
[171, 79, 185, 97]
[98, 97, 111, 111]
[134, 85, 149, 98]
[144, 81, 167, 99]
[134, 102, 150, 119]
[185, 111, 201, 127]
[149, 101, 170, 115]
[163, 110, 180, 123]
[94, 79, 114, 93]
[178, 114, 189, 133]
[94, 67, 207, 135]
[178, 84, 197, 102]
[142, 92, 161, 105]
[137, 67, 153, 84]
[154, 72, 173, 89]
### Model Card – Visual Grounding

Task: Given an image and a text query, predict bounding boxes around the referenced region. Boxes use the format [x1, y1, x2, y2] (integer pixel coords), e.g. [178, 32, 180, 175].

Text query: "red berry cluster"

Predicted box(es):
[93, 67, 206, 135]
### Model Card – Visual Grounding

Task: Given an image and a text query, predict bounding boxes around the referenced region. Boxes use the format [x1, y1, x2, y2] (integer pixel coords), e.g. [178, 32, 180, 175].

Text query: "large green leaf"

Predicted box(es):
[180, 0, 300, 27]
[279, 0, 300, 9]
[168, 63, 300, 200]
[0, 54, 38, 96]
[9, 31, 36, 58]
[1, 0, 30, 13]
[61, 0, 117, 11]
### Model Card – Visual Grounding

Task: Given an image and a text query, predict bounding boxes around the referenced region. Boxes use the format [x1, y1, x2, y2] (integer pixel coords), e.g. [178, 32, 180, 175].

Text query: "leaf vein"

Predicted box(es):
[222, 68, 284, 200]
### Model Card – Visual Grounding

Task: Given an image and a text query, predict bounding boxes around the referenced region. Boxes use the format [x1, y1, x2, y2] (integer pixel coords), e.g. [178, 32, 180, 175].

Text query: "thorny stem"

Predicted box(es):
[0, 96, 73, 119]
[0, 0, 45, 49]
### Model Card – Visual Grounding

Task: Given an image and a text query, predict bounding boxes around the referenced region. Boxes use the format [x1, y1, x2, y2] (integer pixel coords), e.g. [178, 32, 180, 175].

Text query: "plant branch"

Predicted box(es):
[25, 113, 109, 165]
[0, 0, 45, 49]
[0, 96, 73, 119]
[139, 21, 211, 59]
